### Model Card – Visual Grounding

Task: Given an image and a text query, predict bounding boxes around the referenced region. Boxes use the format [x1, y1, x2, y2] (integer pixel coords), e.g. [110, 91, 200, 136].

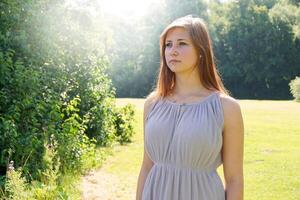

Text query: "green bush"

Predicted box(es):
[3, 168, 32, 200]
[0, 49, 47, 180]
[289, 76, 300, 102]
[114, 104, 136, 145]
[31, 139, 69, 200]
[0, 0, 137, 198]
[57, 95, 96, 173]
[1, 0, 115, 180]
[1, 144, 67, 200]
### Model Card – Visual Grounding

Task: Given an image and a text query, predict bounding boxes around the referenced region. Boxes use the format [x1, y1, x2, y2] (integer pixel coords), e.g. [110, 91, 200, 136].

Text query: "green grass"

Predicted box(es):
[241, 100, 300, 199]
[101, 98, 300, 200]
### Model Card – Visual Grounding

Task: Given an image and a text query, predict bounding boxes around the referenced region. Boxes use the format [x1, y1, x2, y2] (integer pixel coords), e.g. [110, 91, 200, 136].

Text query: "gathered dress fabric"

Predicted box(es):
[142, 91, 225, 200]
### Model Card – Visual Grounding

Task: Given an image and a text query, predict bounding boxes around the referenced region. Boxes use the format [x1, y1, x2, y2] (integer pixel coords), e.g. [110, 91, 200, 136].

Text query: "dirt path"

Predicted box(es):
[81, 170, 119, 200]
[81, 169, 132, 200]
[80, 143, 140, 200]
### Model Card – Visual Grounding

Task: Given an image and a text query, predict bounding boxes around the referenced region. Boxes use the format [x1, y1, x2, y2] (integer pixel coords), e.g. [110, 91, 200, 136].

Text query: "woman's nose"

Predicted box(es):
[170, 46, 178, 56]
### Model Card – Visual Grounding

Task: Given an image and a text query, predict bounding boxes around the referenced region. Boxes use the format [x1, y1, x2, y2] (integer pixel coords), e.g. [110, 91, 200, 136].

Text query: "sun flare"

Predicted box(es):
[99, 0, 160, 18]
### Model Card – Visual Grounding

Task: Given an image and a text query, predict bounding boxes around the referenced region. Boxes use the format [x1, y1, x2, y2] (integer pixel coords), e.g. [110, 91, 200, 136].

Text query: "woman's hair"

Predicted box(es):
[147, 15, 230, 100]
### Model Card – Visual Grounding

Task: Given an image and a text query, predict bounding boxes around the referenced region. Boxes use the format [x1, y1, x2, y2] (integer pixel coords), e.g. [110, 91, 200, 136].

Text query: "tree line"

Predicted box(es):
[108, 0, 300, 99]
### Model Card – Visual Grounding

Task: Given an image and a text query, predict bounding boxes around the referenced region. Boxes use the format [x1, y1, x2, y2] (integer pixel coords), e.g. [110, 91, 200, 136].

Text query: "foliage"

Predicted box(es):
[289, 76, 300, 102]
[210, 0, 300, 99]
[57, 95, 96, 173]
[114, 104, 136, 144]
[0, 0, 136, 198]
[3, 168, 32, 200]
[0, 48, 47, 180]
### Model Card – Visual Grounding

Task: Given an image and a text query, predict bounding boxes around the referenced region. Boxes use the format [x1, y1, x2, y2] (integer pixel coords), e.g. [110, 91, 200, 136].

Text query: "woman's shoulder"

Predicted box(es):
[218, 92, 242, 121]
[219, 91, 237, 102]
[144, 91, 161, 114]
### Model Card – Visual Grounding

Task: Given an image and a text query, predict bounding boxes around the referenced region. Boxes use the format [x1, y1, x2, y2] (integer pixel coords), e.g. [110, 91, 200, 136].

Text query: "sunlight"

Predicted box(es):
[98, 0, 160, 18]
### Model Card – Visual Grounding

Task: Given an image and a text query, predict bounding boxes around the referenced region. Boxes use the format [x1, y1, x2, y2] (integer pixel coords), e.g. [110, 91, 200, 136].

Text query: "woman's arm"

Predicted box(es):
[221, 96, 244, 200]
[136, 149, 154, 200]
[136, 98, 155, 200]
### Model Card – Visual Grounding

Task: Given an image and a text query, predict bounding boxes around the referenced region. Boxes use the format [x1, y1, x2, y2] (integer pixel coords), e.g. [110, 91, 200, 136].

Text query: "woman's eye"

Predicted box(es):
[179, 42, 187, 45]
[165, 43, 172, 47]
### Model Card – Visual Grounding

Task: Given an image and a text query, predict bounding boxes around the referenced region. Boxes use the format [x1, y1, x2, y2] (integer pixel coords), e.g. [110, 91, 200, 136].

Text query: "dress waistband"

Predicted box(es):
[154, 162, 216, 174]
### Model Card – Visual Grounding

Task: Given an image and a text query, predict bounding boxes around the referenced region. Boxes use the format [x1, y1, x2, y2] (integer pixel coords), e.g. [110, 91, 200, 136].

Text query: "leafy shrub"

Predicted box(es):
[3, 167, 32, 200]
[0, 49, 47, 180]
[32, 139, 67, 200]
[75, 61, 118, 147]
[114, 104, 136, 145]
[57, 95, 96, 173]
[289, 76, 300, 102]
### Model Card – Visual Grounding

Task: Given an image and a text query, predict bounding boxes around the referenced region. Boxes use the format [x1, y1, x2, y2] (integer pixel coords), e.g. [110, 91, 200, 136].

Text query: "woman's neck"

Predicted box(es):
[172, 74, 211, 97]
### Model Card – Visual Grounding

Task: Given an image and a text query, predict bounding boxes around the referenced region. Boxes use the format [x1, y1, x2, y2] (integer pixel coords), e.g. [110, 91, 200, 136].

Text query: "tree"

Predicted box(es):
[210, 0, 300, 99]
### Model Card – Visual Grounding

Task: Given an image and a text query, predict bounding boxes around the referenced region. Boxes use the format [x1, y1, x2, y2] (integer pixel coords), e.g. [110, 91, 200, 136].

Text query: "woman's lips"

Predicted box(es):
[169, 59, 181, 64]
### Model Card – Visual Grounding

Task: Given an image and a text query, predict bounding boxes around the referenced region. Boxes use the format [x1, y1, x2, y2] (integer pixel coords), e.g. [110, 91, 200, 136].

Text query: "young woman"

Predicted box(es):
[136, 15, 244, 200]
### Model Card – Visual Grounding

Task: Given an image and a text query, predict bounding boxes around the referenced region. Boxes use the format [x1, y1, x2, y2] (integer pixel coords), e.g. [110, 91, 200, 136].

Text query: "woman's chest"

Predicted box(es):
[145, 107, 222, 148]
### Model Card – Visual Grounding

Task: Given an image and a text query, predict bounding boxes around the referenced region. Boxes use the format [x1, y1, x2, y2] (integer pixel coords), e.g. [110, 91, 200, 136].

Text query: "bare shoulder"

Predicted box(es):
[219, 93, 244, 132]
[219, 93, 242, 115]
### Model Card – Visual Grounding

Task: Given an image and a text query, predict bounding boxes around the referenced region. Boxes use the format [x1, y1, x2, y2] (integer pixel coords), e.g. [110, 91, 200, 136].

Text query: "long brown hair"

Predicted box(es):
[147, 15, 230, 100]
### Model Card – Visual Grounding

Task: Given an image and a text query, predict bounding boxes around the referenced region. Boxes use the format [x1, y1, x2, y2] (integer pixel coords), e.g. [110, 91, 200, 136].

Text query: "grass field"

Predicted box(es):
[86, 98, 300, 200]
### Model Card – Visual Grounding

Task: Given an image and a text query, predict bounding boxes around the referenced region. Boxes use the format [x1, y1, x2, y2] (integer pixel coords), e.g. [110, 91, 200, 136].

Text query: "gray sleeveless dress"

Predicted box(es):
[142, 91, 225, 200]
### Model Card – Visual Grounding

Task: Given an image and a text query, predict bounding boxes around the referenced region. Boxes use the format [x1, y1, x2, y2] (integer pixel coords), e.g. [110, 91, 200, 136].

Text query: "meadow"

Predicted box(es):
[83, 98, 300, 200]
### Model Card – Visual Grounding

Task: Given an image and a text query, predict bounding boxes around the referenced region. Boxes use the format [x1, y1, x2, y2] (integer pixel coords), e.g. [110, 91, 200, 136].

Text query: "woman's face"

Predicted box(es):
[164, 27, 198, 74]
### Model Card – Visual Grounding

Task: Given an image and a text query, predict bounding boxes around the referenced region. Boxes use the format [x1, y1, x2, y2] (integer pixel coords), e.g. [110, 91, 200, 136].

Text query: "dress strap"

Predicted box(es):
[145, 97, 160, 122]
[210, 92, 225, 131]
